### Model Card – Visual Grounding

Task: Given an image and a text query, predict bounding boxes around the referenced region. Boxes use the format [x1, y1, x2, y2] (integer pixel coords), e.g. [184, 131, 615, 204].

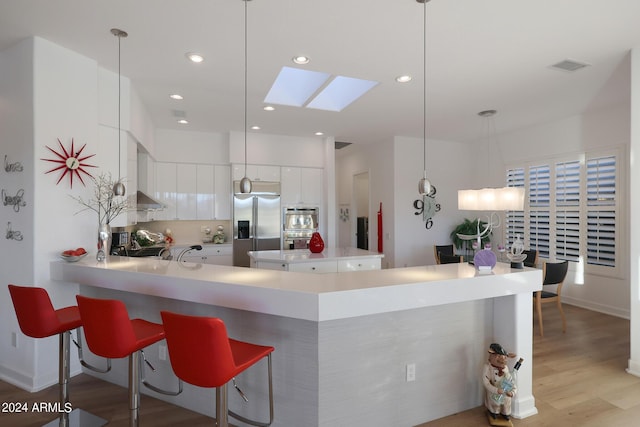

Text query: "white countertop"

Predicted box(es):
[51, 258, 541, 322]
[248, 247, 384, 263]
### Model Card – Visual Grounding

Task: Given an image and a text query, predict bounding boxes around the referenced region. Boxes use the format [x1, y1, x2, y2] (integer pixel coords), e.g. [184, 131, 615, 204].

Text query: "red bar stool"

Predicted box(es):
[76, 295, 182, 427]
[8, 284, 107, 427]
[160, 311, 275, 427]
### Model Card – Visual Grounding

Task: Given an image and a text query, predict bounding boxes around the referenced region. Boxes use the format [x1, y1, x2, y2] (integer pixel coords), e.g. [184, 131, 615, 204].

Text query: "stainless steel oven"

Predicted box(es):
[283, 207, 318, 249]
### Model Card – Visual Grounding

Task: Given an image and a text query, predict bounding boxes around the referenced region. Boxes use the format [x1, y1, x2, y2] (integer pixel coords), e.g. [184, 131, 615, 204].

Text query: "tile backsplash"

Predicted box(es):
[118, 220, 232, 245]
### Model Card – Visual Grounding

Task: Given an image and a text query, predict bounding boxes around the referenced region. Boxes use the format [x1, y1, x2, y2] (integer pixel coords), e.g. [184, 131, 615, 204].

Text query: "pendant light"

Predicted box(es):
[417, 0, 432, 196]
[239, 0, 252, 193]
[111, 28, 127, 196]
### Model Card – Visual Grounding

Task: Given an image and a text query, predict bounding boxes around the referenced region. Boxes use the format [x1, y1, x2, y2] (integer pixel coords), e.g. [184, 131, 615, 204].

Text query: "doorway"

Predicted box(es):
[353, 171, 369, 249]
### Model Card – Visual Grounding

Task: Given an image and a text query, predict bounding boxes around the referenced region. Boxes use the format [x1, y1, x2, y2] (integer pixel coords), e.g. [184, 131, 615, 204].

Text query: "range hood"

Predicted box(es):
[136, 191, 164, 210]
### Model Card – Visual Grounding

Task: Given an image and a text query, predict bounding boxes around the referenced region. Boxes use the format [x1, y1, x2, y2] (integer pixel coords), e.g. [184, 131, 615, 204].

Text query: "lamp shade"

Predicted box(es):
[458, 187, 524, 211]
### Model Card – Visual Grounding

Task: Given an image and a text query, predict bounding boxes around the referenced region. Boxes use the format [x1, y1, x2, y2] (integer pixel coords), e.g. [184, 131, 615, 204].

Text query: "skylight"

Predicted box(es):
[306, 76, 378, 112]
[264, 67, 330, 107]
[264, 66, 379, 112]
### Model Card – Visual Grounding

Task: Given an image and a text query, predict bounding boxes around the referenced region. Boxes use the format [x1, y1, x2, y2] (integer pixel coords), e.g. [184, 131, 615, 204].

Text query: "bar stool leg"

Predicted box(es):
[129, 351, 141, 427]
[216, 384, 229, 427]
[42, 331, 107, 427]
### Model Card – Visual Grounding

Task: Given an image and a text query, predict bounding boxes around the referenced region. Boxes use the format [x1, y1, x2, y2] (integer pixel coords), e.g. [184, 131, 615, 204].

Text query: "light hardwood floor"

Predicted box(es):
[1, 305, 638, 426]
[417, 304, 640, 427]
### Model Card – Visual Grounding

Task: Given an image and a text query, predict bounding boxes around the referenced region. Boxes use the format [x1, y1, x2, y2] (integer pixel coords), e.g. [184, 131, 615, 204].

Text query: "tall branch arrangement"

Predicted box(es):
[71, 173, 129, 225]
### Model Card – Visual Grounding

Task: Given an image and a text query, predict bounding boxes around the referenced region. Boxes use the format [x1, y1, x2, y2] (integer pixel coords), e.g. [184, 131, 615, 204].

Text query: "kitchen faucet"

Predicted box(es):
[176, 245, 203, 262]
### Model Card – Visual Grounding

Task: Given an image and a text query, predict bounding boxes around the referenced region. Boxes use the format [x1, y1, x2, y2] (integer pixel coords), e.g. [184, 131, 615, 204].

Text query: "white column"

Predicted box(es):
[493, 293, 538, 418]
[627, 47, 640, 376]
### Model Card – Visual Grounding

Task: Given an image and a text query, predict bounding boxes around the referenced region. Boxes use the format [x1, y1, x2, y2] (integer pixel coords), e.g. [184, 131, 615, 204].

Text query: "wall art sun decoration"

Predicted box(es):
[41, 138, 97, 188]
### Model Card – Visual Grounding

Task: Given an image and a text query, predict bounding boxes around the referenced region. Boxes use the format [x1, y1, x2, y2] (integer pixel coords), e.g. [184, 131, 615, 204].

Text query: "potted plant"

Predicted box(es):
[450, 218, 491, 259]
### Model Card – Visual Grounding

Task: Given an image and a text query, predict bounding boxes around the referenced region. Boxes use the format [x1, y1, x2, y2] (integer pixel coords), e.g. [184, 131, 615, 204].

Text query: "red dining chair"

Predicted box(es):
[160, 310, 275, 427]
[8, 284, 107, 427]
[76, 295, 181, 427]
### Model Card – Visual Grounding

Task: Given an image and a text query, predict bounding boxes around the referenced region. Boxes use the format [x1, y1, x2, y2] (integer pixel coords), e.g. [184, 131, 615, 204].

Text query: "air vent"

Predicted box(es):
[172, 109, 186, 118]
[335, 141, 352, 150]
[550, 59, 590, 72]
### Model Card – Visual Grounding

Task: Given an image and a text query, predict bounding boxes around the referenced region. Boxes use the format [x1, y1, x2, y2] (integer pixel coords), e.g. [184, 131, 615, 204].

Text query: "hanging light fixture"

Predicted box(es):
[417, 0, 432, 196]
[239, 0, 253, 193]
[111, 28, 127, 196]
[457, 109, 525, 247]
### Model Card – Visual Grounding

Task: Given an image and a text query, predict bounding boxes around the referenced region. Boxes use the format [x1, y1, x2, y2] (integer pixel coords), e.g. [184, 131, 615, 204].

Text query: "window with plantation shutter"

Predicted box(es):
[506, 150, 619, 275]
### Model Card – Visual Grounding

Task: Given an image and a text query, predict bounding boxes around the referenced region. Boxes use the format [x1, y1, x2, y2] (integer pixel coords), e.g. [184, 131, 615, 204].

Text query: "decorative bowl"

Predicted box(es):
[60, 252, 88, 262]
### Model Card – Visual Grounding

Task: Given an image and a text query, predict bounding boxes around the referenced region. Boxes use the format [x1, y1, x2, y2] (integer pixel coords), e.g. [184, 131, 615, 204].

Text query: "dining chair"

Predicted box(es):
[434, 244, 454, 264]
[522, 249, 538, 268]
[534, 260, 569, 337]
[438, 253, 464, 264]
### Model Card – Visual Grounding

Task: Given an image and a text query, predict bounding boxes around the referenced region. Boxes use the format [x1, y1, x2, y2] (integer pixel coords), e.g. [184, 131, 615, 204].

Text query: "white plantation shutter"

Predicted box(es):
[528, 165, 550, 257]
[506, 168, 525, 245]
[586, 156, 616, 267]
[555, 160, 580, 261]
[555, 210, 580, 261]
[529, 210, 550, 258]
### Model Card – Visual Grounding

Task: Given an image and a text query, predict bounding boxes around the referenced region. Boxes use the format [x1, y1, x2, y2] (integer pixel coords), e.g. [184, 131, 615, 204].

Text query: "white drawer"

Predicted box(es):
[288, 261, 337, 273]
[337, 258, 381, 272]
[256, 261, 288, 271]
[202, 245, 232, 256]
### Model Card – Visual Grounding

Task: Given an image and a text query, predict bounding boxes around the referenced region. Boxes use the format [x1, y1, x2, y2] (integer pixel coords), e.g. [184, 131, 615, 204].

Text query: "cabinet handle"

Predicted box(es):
[311, 267, 316, 270]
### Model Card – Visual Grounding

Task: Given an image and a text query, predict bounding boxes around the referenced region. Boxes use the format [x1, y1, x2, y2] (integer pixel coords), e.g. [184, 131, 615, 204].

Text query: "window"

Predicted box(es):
[506, 151, 619, 274]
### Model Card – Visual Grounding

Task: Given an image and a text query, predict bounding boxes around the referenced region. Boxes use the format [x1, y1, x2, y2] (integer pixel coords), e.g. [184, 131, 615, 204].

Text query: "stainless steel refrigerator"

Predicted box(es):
[233, 181, 282, 267]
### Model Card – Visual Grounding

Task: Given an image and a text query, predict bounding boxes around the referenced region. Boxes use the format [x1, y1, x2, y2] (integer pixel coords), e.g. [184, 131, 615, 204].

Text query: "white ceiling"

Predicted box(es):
[1, 0, 639, 146]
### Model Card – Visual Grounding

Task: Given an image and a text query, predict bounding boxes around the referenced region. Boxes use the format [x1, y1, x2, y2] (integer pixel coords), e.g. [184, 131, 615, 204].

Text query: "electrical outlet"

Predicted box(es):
[159, 344, 167, 361]
[406, 363, 416, 382]
[11, 332, 18, 348]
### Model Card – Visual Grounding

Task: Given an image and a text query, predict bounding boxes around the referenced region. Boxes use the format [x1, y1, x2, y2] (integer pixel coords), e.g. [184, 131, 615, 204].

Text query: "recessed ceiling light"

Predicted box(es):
[170, 94, 183, 100]
[315, 132, 324, 136]
[251, 125, 261, 130]
[177, 119, 189, 124]
[186, 53, 204, 63]
[395, 75, 412, 83]
[263, 105, 275, 111]
[292, 55, 310, 65]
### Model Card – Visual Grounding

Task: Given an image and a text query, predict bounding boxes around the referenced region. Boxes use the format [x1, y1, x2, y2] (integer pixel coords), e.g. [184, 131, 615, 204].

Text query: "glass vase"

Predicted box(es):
[96, 223, 111, 261]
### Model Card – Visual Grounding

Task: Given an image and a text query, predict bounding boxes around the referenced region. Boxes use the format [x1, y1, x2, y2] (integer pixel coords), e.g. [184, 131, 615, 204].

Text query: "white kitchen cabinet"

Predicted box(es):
[155, 162, 177, 220]
[251, 260, 288, 271]
[196, 164, 215, 219]
[281, 166, 323, 206]
[337, 258, 381, 272]
[232, 164, 280, 182]
[288, 260, 337, 273]
[176, 164, 197, 220]
[177, 244, 232, 266]
[214, 165, 231, 219]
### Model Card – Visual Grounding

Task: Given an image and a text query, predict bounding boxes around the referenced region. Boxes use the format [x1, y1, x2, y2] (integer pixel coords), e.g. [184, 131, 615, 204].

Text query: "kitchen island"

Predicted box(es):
[51, 258, 541, 426]
[248, 247, 384, 272]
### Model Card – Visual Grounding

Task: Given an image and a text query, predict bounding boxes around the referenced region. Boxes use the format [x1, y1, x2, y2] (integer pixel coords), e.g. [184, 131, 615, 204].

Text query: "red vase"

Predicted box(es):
[309, 232, 325, 253]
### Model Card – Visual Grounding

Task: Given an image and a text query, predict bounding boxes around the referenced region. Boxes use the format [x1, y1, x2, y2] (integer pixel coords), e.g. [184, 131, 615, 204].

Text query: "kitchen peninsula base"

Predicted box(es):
[51, 259, 540, 426]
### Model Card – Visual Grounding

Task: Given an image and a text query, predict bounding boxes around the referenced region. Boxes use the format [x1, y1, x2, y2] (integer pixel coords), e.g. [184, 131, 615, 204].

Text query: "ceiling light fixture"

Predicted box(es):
[170, 94, 183, 100]
[239, 0, 253, 194]
[263, 105, 275, 111]
[251, 125, 260, 130]
[396, 75, 412, 83]
[186, 52, 204, 63]
[315, 132, 324, 136]
[177, 119, 189, 124]
[111, 28, 127, 197]
[292, 55, 310, 65]
[417, 0, 432, 196]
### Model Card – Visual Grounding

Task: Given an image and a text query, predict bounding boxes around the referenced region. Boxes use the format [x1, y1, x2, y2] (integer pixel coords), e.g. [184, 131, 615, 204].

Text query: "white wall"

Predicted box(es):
[336, 135, 475, 268]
